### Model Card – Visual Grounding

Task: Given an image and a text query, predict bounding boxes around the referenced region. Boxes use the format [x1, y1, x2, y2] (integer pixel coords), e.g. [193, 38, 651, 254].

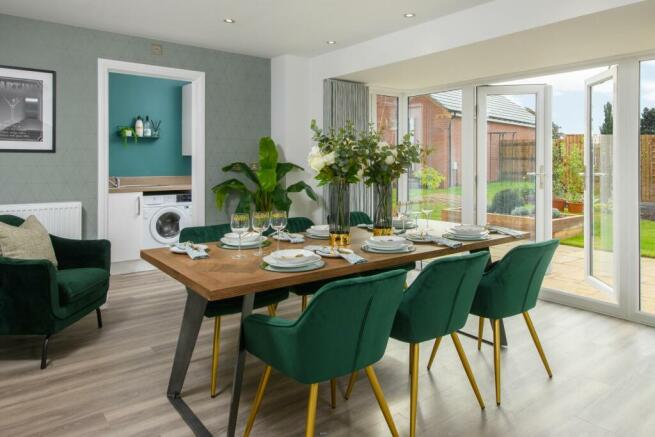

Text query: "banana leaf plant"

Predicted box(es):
[212, 137, 318, 214]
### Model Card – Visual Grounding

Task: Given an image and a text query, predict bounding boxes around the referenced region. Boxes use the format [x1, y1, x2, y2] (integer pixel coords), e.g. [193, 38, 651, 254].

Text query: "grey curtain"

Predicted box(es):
[323, 79, 374, 220]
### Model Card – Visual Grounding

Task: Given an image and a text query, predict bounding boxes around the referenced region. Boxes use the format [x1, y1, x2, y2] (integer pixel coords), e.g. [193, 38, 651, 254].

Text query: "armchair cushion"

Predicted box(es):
[0, 215, 58, 267]
[56, 268, 109, 318]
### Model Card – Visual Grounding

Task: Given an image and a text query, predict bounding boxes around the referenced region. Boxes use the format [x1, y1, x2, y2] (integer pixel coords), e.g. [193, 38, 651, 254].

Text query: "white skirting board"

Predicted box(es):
[0, 201, 82, 239]
[111, 259, 155, 275]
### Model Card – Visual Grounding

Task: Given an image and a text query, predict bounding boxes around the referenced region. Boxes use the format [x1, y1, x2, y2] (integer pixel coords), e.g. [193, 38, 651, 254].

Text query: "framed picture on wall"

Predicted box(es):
[0, 65, 55, 153]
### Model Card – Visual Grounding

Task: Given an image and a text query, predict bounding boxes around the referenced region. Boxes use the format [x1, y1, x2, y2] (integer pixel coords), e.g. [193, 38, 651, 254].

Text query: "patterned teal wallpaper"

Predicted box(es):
[0, 14, 270, 238]
[109, 73, 191, 177]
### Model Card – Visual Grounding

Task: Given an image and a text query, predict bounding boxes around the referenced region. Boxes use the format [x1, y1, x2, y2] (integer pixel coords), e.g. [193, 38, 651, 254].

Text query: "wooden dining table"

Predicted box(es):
[141, 222, 527, 437]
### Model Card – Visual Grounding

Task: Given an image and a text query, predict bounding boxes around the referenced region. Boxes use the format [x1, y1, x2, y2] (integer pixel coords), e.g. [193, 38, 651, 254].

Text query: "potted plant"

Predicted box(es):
[360, 126, 420, 235]
[308, 120, 366, 246]
[117, 126, 137, 145]
[566, 191, 584, 214]
[212, 136, 318, 214]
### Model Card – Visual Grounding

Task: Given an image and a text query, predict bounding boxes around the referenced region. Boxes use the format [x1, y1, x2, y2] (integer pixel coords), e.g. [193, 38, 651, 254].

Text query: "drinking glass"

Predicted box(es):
[398, 201, 408, 230]
[421, 206, 434, 232]
[270, 210, 288, 252]
[251, 211, 270, 257]
[230, 213, 250, 259]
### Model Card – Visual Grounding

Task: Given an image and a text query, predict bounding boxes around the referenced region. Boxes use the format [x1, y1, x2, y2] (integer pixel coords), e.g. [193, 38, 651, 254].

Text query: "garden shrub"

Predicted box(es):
[489, 189, 523, 214]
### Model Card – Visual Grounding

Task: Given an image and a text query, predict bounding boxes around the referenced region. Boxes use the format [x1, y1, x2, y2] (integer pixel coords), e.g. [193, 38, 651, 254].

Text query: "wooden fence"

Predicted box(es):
[641, 135, 655, 203]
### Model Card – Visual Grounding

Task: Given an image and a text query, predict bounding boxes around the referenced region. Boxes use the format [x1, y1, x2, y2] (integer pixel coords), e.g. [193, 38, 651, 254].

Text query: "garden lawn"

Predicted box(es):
[561, 214, 655, 258]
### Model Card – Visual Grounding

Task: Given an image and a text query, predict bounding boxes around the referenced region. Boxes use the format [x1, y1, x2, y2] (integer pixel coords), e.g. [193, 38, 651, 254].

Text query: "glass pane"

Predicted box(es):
[589, 78, 614, 288]
[376, 95, 400, 211]
[156, 212, 180, 238]
[640, 60, 655, 314]
[407, 90, 462, 223]
[485, 93, 537, 249]
[496, 67, 615, 302]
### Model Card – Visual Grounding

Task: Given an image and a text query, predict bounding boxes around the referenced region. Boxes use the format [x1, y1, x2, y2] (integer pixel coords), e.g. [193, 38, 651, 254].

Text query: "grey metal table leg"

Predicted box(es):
[226, 292, 255, 437]
[167, 290, 208, 398]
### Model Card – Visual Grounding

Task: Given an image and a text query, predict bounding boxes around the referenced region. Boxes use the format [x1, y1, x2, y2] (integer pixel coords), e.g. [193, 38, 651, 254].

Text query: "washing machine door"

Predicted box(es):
[150, 206, 188, 245]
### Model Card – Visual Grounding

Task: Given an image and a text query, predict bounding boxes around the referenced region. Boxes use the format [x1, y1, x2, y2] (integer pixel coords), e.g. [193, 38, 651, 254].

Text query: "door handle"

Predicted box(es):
[137, 196, 141, 216]
[526, 166, 545, 189]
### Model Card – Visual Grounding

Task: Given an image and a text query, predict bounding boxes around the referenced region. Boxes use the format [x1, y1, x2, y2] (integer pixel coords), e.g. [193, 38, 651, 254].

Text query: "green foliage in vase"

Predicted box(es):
[359, 124, 421, 186]
[212, 137, 318, 214]
[308, 120, 367, 185]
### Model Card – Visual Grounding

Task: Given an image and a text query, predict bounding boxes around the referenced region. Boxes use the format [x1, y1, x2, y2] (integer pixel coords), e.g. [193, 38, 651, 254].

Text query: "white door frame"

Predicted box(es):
[475, 84, 552, 242]
[97, 59, 205, 239]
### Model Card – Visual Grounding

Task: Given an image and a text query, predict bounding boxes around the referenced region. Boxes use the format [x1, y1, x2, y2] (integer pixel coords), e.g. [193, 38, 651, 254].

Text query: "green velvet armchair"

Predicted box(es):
[242, 269, 407, 437]
[469, 239, 559, 405]
[350, 210, 373, 225]
[179, 224, 289, 398]
[0, 215, 110, 369]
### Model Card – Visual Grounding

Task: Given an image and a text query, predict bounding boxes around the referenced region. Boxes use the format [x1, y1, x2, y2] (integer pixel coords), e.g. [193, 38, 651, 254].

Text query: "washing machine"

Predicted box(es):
[142, 192, 192, 249]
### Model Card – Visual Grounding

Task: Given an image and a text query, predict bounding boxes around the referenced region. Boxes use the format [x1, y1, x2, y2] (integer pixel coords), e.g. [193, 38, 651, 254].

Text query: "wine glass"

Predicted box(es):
[421, 205, 434, 233]
[398, 201, 408, 231]
[230, 213, 250, 260]
[251, 211, 270, 257]
[270, 211, 288, 252]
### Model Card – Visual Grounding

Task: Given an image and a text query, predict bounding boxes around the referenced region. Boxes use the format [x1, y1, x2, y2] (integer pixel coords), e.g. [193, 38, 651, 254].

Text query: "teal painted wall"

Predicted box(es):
[109, 73, 191, 177]
[0, 14, 270, 237]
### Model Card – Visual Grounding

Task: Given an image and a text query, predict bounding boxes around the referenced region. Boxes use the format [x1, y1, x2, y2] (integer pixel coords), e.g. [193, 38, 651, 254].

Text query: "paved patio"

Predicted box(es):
[489, 243, 655, 314]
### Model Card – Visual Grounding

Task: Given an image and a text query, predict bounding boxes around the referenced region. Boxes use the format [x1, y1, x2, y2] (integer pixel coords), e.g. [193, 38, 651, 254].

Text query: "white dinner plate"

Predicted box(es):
[220, 236, 267, 247]
[442, 232, 490, 241]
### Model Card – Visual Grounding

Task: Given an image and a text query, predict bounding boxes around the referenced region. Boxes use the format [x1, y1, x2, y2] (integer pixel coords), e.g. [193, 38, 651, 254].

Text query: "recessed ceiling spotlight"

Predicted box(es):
[223, 18, 236, 23]
[326, 40, 337, 45]
[403, 13, 416, 18]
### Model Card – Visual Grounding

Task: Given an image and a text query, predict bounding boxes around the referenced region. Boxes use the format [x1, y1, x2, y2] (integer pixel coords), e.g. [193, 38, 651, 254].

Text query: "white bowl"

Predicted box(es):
[367, 235, 408, 248]
[269, 249, 321, 266]
[449, 225, 487, 236]
[224, 232, 260, 243]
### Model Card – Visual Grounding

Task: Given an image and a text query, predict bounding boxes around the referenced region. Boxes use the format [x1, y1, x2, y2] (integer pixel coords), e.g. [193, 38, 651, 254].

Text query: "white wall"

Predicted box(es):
[272, 0, 646, 220]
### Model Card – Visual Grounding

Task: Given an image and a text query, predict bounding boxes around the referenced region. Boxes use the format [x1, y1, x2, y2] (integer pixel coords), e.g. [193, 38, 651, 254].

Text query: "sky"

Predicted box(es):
[494, 62, 655, 134]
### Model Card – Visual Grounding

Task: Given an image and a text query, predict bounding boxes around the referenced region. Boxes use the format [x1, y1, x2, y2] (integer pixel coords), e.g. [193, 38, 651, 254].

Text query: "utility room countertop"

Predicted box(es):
[108, 176, 192, 193]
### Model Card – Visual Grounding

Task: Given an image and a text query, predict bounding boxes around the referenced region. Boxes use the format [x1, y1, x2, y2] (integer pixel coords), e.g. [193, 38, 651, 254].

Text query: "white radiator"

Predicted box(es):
[0, 201, 82, 239]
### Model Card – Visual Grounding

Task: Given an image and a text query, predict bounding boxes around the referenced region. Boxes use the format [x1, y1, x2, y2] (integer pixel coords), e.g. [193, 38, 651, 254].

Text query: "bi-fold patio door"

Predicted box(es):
[584, 67, 617, 295]
[475, 85, 553, 243]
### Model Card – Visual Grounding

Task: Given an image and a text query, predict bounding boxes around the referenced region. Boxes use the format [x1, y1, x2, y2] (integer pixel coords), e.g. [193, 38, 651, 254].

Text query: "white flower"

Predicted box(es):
[323, 151, 336, 166]
[385, 154, 395, 165]
[308, 147, 325, 172]
[356, 168, 364, 179]
[390, 148, 398, 157]
[377, 141, 389, 151]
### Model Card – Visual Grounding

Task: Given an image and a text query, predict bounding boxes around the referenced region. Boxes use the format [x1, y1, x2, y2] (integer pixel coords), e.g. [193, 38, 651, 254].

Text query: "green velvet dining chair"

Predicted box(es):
[179, 224, 289, 398]
[343, 252, 489, 437]
[467, 239, 559, 406]
[242, 269, 407, 437]
[350, 210, 373, 225]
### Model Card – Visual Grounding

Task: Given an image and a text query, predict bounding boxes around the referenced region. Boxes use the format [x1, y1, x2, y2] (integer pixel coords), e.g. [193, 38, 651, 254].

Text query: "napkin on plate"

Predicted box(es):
[174, 242, 209, 259]
[338, 250, 367, 265]
[427, 236, 463, 248]
[277, 231, 305, 243]
[487, 225, 524, 238]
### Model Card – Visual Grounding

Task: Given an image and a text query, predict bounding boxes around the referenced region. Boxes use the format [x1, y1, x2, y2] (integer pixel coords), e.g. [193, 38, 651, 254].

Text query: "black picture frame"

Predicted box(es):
[0, 65, 56, 153]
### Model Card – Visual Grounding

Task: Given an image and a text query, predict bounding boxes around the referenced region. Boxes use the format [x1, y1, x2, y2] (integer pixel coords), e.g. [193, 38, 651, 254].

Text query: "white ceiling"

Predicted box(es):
[0, 0, 491, 58]
[341, 1, 655, 91]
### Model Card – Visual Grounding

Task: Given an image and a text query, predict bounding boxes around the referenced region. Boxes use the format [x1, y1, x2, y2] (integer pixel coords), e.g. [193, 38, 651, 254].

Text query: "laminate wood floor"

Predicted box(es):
[2, 269, 655, 437]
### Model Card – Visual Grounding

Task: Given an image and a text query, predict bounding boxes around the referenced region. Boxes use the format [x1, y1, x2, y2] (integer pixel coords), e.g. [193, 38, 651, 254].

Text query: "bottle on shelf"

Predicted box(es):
[135, 115, 144, 137]
[143, 116, 152, 137]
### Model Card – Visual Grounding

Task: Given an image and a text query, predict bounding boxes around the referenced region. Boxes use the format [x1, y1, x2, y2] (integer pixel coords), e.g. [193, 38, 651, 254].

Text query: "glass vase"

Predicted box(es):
[328, 180, 351, 246]
[373, 182, 394, 236]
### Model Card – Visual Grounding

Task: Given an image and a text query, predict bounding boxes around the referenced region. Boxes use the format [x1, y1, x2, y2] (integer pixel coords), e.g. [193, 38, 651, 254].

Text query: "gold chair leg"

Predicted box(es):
[409, 343, 415, 374]
[330, 378, 337, 409]
[493, 319, 501, 406]
[410, 343, 419, 437]
[477, 317, 485, 350]
[243, 365, 272, 437]
[427, 337, 442, 371]
[267, 304, 277, 317]
[451, 332, 485, 409]
[301, 295, 308, 312]
[523, 312, 553, 378]
[344, 371, 357, 400]
[210, 317, 221, 398]
[365, 366, 399, 437]
[306, 383, 319, 437]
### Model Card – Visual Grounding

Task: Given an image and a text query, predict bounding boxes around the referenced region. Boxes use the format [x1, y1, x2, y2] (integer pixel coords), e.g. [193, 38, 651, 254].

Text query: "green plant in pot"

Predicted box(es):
[117, 126, 137, 145]
[212, 136, 318, 214]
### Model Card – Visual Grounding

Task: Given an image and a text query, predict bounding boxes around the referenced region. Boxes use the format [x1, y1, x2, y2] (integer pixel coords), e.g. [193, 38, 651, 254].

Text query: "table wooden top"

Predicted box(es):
[140, 223, 527, 301]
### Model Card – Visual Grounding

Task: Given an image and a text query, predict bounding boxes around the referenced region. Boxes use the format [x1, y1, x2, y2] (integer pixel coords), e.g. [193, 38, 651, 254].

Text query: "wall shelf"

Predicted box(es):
[116, 131, 160, 142]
